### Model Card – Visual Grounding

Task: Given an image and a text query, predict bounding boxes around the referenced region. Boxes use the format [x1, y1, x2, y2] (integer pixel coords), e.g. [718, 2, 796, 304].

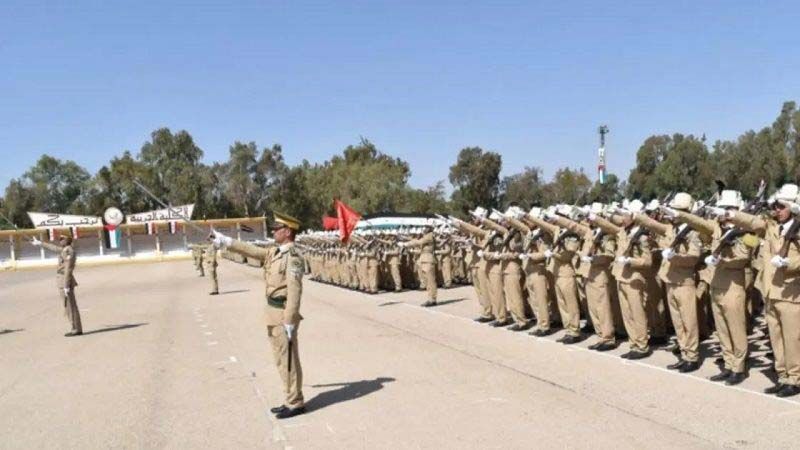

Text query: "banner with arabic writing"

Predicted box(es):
[28, 212, 102, 229]
[126, 204, 195, 224]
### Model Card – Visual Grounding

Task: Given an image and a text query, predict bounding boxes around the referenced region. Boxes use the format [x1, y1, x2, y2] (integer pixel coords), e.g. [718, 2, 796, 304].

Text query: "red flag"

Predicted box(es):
[334, 200, 361, 243]
[322, 216, 338, 231]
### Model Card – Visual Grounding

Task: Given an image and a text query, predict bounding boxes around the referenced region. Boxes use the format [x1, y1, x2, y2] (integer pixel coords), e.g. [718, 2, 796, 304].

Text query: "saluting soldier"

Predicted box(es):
[399, 225, 438, 307]
[32, 234, 83, 336]
[211, 212, 308, 418]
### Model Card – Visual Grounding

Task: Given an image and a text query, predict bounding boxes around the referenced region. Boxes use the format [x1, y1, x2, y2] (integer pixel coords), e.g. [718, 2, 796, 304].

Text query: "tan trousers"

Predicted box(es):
[555, 276, 580, 336]
[504, 270, 528, 326]
[647, 279, 668, 337]
[420, 262, 438, 301]
[473, 266, 493, 319]
[525, 269, 551, 331]
[665, 283, 699, 362]
[766, 298, 800, 386]
[488, 267, 508, 322]
[367, 262, 379, 293]
[710, 285, 748, 373]
[389, 263, 402, 291]
[585, 276, 615, 344]
[60, 287, 82, 333]
[441, 257, 453, 288]
[208, 267, 218, 293]
[618, 280, 649, 353]
[268, 324, 304, 408]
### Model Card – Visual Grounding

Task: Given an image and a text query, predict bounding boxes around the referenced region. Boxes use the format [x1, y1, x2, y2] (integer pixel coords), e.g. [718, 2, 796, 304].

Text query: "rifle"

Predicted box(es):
[587, 228, 605, 256]
[669, 182, 724, 250]
[780, 219, 800, 258]
[711, 227, 746, 257]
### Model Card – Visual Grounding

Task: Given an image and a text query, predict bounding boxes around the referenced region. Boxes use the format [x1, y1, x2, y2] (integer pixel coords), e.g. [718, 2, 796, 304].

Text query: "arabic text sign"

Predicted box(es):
[28, 212, 101, 229]
[126, 204, 195, 224]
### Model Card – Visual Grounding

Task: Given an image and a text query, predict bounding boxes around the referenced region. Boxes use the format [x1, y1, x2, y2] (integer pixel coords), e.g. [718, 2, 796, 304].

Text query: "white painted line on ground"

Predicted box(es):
[204, 331, 213, 336]
[229, 356, 238, 363]
[200, 324, 208, 328]
[207, 341, 218, 346]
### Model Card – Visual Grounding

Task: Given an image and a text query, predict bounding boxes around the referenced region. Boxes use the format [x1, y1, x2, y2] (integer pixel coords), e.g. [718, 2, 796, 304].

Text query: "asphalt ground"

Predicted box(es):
[2, 259, 799, 449]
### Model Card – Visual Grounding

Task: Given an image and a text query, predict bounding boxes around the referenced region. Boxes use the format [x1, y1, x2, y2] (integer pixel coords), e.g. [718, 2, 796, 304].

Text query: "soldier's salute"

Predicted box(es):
[398, 225, 438, 307]
[211, 212, 308, 418]
[722, 184, 800, 397]
[31, 234, 83, 336]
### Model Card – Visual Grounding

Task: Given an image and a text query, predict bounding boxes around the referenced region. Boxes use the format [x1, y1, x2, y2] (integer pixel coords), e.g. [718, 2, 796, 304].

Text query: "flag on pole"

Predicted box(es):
[334, 199, 361, 244]
[168, 221, 178, 234]
[322, 216, 338, 231]
[48, 228, 57, 241]
[146, 222, 156, 235]
[103, 224, 122, 249]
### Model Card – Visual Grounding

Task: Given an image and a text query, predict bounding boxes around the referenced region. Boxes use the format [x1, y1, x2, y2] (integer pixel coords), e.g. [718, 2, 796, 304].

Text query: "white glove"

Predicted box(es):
[587, 213, 597, 222]
[580, 255, 593, 264]
[661, 248, 675, 261]
[211, 230, 233, 248]
[704, 255, 720, 266]
[544, 250, 554, 259]
[283, 323, 295, 340]
[31, 237, 42, 247]
[519, 253, 530, 260]
[476, 250, 484, 259]
[708, 207, 727, 218]
[616, 256, 631, 266]
[63, 287, 70, 296]
[660, 206, 678, 218]
[771, 255, 789, 268]
[778, 200, 800, 215]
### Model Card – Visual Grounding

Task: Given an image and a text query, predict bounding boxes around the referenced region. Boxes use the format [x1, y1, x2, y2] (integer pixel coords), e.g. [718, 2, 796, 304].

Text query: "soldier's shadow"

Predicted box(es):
[306, 377, 396, 412]
[82, 323, 148, 335]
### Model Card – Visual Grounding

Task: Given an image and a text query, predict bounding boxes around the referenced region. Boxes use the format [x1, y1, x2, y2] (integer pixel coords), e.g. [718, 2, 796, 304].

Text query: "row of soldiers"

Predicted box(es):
[297, 184, 800, 398]
[189, 243, 219, 295]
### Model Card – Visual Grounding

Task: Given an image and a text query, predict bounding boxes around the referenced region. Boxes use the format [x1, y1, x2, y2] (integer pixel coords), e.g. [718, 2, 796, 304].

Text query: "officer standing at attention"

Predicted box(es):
[211, 212, 307, 418]
[205, 244, 219, 295]
[32, 234, 83, 336]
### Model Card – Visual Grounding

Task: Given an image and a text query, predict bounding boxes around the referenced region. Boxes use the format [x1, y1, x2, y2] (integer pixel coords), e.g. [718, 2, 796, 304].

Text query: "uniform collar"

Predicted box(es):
[279, 242, 294, 253]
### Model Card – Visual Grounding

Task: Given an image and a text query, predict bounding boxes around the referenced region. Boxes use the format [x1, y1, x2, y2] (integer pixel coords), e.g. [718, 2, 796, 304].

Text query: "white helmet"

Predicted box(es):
[717, 190, 744, 209]
[774, 184, 799, 202]
[529, 207, 543, 218]
[669, 192, 694, 211]
[489, 210, 503, 222]
[628, 199, 645, 214]
[471, 207, 488, 219]
[590, 202, 604, 215]
[645, 199, 660, 212]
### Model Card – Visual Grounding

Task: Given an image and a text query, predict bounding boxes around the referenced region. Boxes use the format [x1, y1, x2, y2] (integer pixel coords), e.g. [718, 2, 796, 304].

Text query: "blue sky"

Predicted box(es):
[2, 0, 799, 192]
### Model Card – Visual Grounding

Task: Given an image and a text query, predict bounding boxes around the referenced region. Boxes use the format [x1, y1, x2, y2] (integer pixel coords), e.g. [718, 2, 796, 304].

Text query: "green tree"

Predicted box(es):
[542, 168, 592, 204]
[22, 155, 91, 215]
[138, 128, 205, 211]
[400, 182, 449, 214]
[500, 166, 546, 208]
[588, 173, 622, 203]
[449, 147, 502, 214]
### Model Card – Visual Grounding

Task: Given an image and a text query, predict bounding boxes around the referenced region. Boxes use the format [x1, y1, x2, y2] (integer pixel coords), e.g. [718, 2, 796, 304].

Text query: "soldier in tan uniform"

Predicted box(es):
[190, 243, 205, 276]
[436, 236, 454, 289]
[724, 184, 800, 397]
[399, 225, 438, 307]
[32, 234, 83, 336]
[638, 193, 703, 372]
[539, 208, 582, 343]
[212, 212, 308, 418]
[205, 244, 219, 295]
[672, 190, 753, 385]
[383, 241, 404, 292]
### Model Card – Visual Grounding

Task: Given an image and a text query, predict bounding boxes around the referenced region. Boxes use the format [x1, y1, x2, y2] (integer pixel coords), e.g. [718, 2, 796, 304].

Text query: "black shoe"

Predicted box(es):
[670, 346, 681, 355]
[559, 335, 581, 345]
[679, 361, 700, 373]
[725, 372, 747, 386]
[270, 405, 288, 414]
[421, 300, 437, 307]
[595, 342, 619, 352]
[649, 336, 668, 346]
[490, 320, 512, 328]
[764, 384, 785, 394]
[529, 328, 552, 337]
[709, 370, 732, 382]
[588, 342, 602, 350]
[275, 406, 306, 419]
[667, 360, 685, 370]
[209, 291, 219, 296]
[776, 385, 800, 398]
[625, 350, 651, 360]
[64, 331, 77, 337]
[474, 316, 495, 323]
[506, 324, 527, 332]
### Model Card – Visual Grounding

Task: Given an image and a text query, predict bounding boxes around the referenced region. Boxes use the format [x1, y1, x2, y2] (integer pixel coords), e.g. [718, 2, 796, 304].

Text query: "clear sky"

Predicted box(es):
[2, 0, 799, 191]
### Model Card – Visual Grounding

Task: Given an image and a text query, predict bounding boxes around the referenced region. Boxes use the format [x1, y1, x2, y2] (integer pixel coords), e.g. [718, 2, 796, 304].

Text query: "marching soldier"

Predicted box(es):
[205, 244, 219, 295]
[32, 234, 83, 336]
[211, 212, 308, 418]
[190, 243, 205, 276]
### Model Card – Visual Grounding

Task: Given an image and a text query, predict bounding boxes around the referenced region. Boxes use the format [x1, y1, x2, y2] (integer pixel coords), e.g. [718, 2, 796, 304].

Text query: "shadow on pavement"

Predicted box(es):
[377, 301, 401, 307]
[306, 377, 396, 412]
[432, 298, 466, 307]
[218, 289, 250, 296]
[82, 323, 148, 336]
[0, 328, 24, 336]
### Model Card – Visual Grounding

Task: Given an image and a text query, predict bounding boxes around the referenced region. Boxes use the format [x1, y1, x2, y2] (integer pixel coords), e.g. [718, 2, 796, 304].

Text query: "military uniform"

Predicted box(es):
[204, 245, 219, 294]
[402, 230, 438, 306]
[41, 238, 82, 335]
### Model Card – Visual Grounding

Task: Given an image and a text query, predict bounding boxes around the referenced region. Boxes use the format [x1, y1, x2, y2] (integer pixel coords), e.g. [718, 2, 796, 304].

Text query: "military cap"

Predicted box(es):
[272, 211, 301, 230]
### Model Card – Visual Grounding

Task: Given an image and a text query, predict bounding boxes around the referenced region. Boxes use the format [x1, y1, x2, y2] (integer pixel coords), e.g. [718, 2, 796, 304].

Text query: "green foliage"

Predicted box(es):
[500, 166, 545, 208]
[542, 167, 592, 204]
[449, 147, 502, 215]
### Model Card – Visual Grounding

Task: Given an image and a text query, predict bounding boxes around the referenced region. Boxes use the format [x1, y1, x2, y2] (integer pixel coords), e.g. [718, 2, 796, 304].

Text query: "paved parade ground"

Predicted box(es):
[2, 260, 800, 449]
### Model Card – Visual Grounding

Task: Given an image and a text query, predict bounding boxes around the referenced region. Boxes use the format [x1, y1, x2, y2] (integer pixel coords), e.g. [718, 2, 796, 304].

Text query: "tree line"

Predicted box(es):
[2, 101, 799, 229]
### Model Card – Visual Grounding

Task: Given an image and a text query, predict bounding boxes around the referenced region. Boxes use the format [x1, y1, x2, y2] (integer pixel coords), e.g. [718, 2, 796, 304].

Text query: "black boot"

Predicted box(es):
[709, 370, 732, 382]
[270, 405, 288, 414]
[679, 361, 700, 373]
[777, 385, 800, 398]
[764, 383, 785, 394]
[275, 406, 307, 419]
[725, 372, 747, 386]
[474, 316, 494, 323]
[667, 359, 685, 370]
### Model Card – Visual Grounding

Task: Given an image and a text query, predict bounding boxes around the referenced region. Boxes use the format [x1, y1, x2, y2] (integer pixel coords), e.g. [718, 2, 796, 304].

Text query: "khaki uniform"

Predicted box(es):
[522, 232, 553, 332]
[680, 213, 752, 373]
[485, 233, 508, 322]
[437, 241, 454, 288]
[550, 232, 582, 337]
[384, 249, 403, 291]
[190, 244, 205, 276]
[638, 214, 702, 362]
[228, 240, 306, 409]
[42, 241, 82, 334]
[732, 212, 800, 385]
[204, 245, 219, 294]
[498, 232, 528, 327]
[404, 232, 438, 302]
[613, 226, 654, 353]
